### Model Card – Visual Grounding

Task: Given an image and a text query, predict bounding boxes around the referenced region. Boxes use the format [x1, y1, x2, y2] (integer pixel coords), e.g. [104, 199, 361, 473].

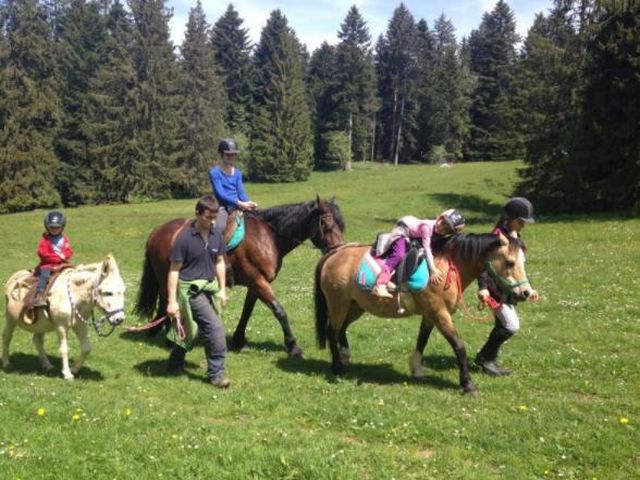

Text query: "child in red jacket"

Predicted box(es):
[33, 211, 74, 307]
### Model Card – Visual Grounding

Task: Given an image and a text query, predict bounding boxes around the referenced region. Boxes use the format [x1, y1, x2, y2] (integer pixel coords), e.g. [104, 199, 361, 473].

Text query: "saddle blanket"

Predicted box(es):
[354, 250, 429, 293]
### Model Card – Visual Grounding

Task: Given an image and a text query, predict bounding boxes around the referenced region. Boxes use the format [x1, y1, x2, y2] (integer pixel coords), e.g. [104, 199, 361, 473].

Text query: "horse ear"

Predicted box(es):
[102, 253, 116, 277]
[101, 258, 110, 277]
[316, 194, 321, 206]
[497, 231, 509, 247]
[329, 196, 336, 204]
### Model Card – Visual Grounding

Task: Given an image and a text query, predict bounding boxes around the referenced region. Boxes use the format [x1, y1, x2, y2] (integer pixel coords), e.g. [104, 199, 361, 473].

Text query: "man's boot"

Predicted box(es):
[475, 324, 513, 376]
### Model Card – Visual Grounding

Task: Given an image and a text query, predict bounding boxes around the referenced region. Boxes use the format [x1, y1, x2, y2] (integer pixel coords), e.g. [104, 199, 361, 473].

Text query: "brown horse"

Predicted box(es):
[314, 232, 532, 395]
[134, 196, 345, 357]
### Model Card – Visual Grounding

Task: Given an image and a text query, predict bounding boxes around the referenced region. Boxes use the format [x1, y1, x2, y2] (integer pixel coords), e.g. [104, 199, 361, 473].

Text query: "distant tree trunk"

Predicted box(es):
[343, 113, 353, 170]
[394, 95, 405, 165]
[390, 86, 398, 162]
[370, 113, 376, 162]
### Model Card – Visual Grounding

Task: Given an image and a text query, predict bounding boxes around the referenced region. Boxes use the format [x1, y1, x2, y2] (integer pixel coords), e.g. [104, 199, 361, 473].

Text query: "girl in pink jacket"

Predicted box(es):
[372, 209, 465, 298]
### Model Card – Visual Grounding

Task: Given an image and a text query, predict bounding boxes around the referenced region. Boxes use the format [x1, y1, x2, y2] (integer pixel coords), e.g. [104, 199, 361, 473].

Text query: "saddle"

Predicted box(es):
[355, 244, 428, 293]
[223, 211, 245, 251]
[21, 265, 72, 324]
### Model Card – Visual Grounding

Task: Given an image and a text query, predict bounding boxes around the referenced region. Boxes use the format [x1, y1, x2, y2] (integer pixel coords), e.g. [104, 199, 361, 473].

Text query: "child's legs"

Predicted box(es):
[214, 208, 229, 238]
[377, 238, 407, 284]
[36, 267, 51, 293]
[495, 304, 520, 334]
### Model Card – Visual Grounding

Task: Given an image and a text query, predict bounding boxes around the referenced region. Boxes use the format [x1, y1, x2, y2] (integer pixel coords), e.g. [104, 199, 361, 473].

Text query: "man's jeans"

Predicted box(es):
[168, 292, 227, 379]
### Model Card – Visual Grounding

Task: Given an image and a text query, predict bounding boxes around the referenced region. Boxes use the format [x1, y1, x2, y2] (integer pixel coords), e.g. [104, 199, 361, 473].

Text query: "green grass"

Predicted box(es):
[1, 160, 638, 479]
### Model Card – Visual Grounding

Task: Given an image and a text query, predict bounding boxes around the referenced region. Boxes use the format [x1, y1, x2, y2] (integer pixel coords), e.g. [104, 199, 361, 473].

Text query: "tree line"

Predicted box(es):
[0, 0, 637, 214]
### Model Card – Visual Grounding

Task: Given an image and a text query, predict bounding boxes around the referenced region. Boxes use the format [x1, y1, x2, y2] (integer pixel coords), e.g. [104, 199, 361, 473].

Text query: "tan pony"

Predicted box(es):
[315, 233, 532, 396]
[3, 254, 126, 380]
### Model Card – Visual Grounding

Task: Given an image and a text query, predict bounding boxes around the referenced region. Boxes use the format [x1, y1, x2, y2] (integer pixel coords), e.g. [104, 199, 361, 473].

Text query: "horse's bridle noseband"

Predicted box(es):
[316, 212, 344, 253]
[66, 274, 124, 337]
[486, 260, 530, 292]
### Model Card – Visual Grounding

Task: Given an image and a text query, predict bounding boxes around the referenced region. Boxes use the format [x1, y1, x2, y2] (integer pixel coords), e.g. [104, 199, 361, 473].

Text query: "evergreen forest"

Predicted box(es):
[0, 0, 637, 214]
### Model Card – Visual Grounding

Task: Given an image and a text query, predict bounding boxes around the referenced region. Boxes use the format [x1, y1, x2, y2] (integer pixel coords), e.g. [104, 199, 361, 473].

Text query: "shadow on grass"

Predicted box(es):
[371, 193, 503, 226]
[2, 352, 104, 381]
[421, 354, 459, 371]
[133, 358, 202, 381]
[275, 356, 460, 392]
[228, 338, 286, 354]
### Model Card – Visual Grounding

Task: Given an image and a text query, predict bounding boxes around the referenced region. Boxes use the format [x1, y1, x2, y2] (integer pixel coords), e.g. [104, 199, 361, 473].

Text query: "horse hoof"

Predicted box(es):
[288, 345, 304, 359]
[2, 362, 11, 372]
[331, 364, 347, 375]
[230, 337, 248, 352]
[464, 387, 480, 398]
[63, 373, 75, 381]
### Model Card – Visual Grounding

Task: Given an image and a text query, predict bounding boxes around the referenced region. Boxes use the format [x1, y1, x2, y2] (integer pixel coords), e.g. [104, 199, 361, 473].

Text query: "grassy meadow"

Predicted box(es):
[0, 161, 638, 479]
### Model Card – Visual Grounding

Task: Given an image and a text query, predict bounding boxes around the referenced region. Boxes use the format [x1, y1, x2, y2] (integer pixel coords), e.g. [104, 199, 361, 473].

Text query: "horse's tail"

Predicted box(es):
[314, 254, 330, 349]
[133, 252, 159, 320]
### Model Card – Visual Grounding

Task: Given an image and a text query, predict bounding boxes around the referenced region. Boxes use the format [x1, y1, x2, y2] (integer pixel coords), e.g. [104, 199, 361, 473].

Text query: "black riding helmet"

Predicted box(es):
[44, 210, 66, 230]
[439, 208, 466, 233]
[503, 197, 534, 223]
[218, 138, 240, 155]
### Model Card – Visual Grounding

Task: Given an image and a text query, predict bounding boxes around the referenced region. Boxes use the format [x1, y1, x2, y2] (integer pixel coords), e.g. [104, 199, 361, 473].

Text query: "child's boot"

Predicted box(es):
[372, 284, 393, 298]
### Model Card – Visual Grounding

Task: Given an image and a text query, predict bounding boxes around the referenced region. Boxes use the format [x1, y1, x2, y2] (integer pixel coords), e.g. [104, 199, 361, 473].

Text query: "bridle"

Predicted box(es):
[486, 259, 530, 293]
[314, 212, 344, 253]
[66, 272, 124, 337]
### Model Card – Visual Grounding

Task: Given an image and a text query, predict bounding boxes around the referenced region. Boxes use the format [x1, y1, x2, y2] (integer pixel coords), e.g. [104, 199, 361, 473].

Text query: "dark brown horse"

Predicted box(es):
[134, 197, 345, 357]
[314, 232, 531, 395]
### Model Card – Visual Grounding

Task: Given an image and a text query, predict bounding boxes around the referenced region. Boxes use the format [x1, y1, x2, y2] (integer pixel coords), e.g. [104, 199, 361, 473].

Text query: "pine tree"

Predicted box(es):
[567, 2, 640, 211]
[412, 19, 435, 161]
[0, 0, 62, 213]
[375, 3, 418, 164]
[55, 0, 108, 205]
[466, 0, 523, 160]
[306, 41, 339, 167]
[85, 0, 141, 202]
[515, 6, 579, 209]
[250, 10, 312, 182]
[128, 0, 181, 199]
[333, 5, 377, 167]
[211, 4, 253, 136]
[174, 0, 226, 197]
[427, 15, 471, 161]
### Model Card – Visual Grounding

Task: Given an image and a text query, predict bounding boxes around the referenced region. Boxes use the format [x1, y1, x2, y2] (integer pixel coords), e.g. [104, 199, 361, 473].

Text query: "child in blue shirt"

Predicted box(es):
[208, 138, 257, 236]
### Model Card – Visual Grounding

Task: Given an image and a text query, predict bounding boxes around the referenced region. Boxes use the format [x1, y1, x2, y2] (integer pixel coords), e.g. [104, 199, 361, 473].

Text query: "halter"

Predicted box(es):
[66, 273, 124, 337]
[485, 259, 530, 292]
[316, 212, 344, 253]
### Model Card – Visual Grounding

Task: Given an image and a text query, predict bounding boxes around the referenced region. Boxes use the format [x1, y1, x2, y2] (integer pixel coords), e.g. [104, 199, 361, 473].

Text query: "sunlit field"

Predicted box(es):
[1, 161, 638, 479]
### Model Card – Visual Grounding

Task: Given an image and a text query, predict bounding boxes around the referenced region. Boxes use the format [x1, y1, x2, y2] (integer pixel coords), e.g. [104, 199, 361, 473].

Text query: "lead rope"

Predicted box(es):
[445, 258, 494, 323]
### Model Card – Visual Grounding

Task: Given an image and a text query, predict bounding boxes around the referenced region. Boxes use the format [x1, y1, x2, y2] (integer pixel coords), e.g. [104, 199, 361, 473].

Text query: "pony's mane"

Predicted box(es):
[253, 200, 345, 237]
[432, 233, 524, 264]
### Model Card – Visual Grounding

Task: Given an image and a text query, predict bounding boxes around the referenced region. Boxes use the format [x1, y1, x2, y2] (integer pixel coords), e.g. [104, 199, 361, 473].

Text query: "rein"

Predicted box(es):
[126, 315, 186, 341]
[444, 258, 493, 323]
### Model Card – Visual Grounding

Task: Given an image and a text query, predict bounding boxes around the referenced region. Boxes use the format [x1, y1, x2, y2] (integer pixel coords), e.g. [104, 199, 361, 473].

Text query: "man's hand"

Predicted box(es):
[219, 288, 228, 307]
[167, 299, 179, 318]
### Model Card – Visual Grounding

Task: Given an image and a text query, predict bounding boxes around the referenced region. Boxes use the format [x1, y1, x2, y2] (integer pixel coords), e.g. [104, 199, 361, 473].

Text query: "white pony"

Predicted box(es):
[3, 254, 126, 380]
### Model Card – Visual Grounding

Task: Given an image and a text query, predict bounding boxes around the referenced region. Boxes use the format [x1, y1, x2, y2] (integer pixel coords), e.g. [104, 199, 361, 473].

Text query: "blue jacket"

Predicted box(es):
[209, 166, 250, 209]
